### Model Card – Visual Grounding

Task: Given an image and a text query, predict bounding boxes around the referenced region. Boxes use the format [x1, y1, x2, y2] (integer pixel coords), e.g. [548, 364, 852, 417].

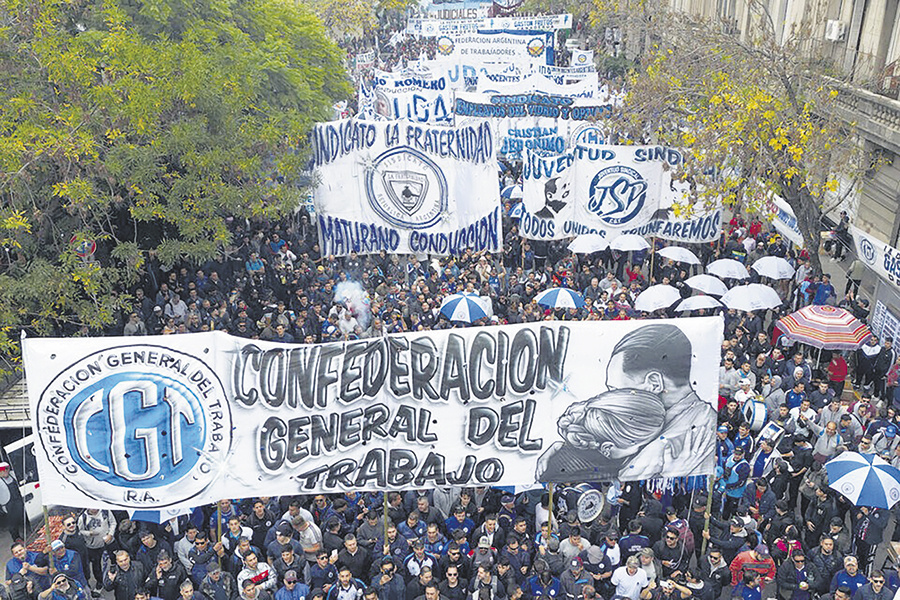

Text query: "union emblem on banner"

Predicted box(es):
[365, 147, 448, 229]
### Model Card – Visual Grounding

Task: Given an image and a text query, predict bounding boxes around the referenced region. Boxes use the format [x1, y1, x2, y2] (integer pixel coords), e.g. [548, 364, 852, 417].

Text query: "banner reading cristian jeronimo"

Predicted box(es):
[311, 118, 500, 256]
[25, 318, 721, 509]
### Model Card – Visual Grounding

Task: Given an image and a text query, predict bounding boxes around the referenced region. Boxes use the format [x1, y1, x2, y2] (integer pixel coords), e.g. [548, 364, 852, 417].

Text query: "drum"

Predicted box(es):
[743, 400, 767, 432]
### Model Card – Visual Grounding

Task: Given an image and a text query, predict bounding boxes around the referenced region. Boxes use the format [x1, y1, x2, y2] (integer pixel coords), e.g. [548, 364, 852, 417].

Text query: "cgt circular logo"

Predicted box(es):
[36, 345, 232, 508]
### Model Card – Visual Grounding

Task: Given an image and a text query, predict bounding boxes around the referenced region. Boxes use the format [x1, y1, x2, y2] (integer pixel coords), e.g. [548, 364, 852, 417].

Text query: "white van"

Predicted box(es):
[3, 435, 44, 523]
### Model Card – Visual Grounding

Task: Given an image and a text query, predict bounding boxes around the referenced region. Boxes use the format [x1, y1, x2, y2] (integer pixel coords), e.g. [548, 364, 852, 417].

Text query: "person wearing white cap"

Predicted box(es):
[0, 462, 25, 542]
[734, 378, 755, 406]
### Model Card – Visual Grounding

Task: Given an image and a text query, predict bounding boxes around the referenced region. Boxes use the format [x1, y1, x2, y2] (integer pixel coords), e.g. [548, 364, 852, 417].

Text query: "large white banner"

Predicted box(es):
[435, 31, 555, 66]
[311, 118, 500, 256]
[518, 146, 685, 240]
[454, 91, 613, 121]
[537, 64, 598, 85]
[365, 71, 454, 124]
[476, 72, 598, 98]
[853, 226, 900, 289]
[25, 319, 721, 509]
[414, 60, 527, 91]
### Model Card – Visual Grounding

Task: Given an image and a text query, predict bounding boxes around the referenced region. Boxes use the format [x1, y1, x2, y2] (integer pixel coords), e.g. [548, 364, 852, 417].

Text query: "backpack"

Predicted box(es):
[666, 518, 695, 556]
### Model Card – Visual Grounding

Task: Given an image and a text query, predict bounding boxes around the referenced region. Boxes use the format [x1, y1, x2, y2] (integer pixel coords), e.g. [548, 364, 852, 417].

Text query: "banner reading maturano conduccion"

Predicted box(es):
[25, 319, 721, 509]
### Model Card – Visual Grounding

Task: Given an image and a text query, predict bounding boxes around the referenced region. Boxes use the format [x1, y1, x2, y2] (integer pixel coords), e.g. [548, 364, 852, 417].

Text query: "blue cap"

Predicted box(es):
[717, 425, 729, 433]
[887, 426, 897, 438]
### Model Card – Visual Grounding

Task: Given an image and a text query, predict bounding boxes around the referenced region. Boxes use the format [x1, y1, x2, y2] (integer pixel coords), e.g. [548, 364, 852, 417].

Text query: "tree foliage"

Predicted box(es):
[594, 0, 864, 274]
[0, 0, 351, 372]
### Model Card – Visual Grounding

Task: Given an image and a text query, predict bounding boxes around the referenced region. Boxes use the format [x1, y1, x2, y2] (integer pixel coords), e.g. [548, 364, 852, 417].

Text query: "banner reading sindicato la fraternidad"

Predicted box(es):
[25, 318, 722, 510]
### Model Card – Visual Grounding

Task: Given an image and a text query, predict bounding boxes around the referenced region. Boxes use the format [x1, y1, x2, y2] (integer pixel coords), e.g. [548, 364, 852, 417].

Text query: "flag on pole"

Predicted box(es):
[571, 49, 594, 66]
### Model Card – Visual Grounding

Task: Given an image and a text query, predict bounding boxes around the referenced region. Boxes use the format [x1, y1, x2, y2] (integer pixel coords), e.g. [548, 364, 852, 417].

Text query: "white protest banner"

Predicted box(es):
[496, 117, 574, 160]
[454, 91, 613, 121]
[763, 194, 804, 246]
[480, 14, 573, 31]
[25, 318, 721, 508]
[367, 71, 454, 124]
[416, 60, 526, 90]
[406, 18, 482, 36]
[571, 48, 594, 67]
[476, 72, 598, 98]
[519, 146, 684, 240]
[435, 31, 555, 66]
[853, 226, 900, 289]
[427, 0, 488, 20]
[356, 50, 375, 73]
[537, 64, 598, 85]
[622, 179, 722, 244]
[311, 118, 500, 256]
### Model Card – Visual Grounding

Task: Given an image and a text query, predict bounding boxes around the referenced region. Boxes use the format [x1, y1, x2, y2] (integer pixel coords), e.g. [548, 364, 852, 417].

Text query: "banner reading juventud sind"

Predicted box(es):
[24, 318, 721, 509]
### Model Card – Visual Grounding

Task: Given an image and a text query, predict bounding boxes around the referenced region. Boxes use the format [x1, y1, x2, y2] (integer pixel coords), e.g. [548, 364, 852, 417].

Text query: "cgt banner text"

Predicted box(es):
[25, 319, 721, 509]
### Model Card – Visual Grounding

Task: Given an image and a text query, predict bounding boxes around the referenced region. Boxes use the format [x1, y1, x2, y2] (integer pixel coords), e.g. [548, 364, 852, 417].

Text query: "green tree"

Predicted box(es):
[0, 0, 351, 373]
[597, 0, 864, 275]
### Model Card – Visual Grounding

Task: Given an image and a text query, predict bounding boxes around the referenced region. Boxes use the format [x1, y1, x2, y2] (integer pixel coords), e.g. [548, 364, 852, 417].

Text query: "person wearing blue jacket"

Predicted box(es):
[275, 570, 310, 600]
[370, 557, 405, 600]
[830, 556, 867, 594]
[48, 540, 89, 591]
[526, 560, 561, 600]
[741, 479, 777, 527]
[720, 447, 751, 519]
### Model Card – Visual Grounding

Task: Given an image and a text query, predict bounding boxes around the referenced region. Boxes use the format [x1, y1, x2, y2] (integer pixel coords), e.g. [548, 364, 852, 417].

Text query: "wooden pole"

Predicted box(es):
[701, 475, 714, 555]
[216, 502, 223, 570]
[548, 483, 555, 533]
[42, 506, 54, 571]
[382, 493, 390, 556]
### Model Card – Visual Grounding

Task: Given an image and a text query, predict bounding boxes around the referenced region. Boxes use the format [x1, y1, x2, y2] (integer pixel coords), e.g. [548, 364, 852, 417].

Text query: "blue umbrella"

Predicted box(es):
[440, 293, 488, 322]
[501, 184, 523, 200]
[826, 451, 900, 508]
[509, 202, 524, 218]
[535, 287, 585, 309]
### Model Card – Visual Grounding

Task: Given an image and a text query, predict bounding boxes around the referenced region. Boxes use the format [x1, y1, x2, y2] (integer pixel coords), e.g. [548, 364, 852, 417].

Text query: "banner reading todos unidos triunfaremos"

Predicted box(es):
[25, 318, 721, 509]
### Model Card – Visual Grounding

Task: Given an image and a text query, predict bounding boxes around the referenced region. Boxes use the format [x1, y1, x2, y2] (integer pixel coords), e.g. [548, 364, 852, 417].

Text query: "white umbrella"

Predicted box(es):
[568, 234, 609, 254]
[751, 256, 796, 280]
[685, 274, 729, 296]
[707, 259, 750, 279]
[676, 295, 722, 312]
[657, 246, 700, 265]
[610, 234, 650, 252]
[721, 284, 783, 311]
[634, 285, 681, 312]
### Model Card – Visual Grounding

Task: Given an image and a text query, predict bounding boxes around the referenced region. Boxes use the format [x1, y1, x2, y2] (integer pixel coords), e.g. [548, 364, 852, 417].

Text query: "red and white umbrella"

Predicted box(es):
[776, 305, 873, 350]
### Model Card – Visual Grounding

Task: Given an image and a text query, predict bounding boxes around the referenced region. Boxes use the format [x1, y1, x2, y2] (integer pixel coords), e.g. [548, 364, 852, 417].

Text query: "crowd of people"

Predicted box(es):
[10, 195, 900, 600]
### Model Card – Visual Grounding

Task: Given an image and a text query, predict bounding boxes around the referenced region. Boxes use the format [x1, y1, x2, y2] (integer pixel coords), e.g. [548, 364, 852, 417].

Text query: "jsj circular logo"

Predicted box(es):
[586, 165, 648, 226]
[575, 53, 588, 65]
[36, 345, 231, 507]
[527, 38, 545, 57]
[365, 147, 448, 229]
[860, 237, 876, 265]
[436, 36, 454, 55]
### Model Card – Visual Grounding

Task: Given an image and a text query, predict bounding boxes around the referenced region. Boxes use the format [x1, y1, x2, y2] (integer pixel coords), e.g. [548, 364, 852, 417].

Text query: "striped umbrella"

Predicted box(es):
[535, 287, 585, 309]
[826, 452, 900, 508]
[440, 293, 488, 322]
[776, 305, 873, 350]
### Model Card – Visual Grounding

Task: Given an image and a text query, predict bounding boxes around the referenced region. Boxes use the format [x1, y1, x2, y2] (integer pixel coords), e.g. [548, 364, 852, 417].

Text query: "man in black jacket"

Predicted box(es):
[146, 551, 188, 600]
[103, 551, 146, 600]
